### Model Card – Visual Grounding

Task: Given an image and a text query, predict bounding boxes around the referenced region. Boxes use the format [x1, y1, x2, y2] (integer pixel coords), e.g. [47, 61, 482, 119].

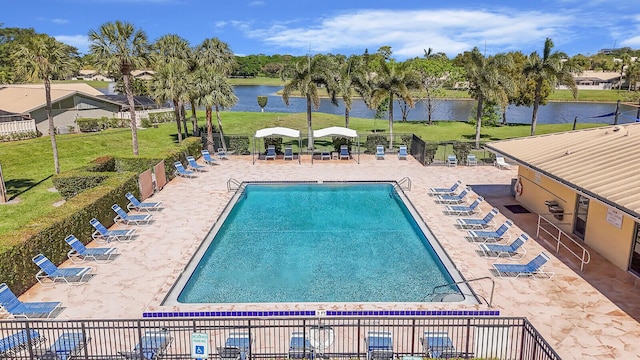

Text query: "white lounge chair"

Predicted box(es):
[494, 156, 511, 169]
[375, 145, 385, 160]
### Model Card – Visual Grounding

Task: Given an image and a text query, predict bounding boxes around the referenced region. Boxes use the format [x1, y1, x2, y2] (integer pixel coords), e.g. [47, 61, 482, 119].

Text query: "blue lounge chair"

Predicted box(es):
[119, 328, 173, 360]
[218, 148, 229, 160]
[467, 220, 513, 243]
[375, 145, 385, 160]
[32, 254, 93, 286]
[219, 332, 251, 360]
[0, 283, 60, 319]
[493, 252, 554, 278]
[479, 233, 529, 259]
[466, 154, 478, 166]
[174, 161, 196, 178]
[339, 145, 349, 160]
[39, 332, 90, 360]
[435, 188, 470, 204]
[90, 218, 136, 243]
[186, 156, 206, 172]
[111, 204, 153, 226]
[428, 180, 462, 195]
[201, 149, 217, 165]
[421, 331, 473, 359]
[456, 208, 499, 229]
[398, 145, 408, 160]
[284, 146, 294, 161]
[0, 329, 45, 357]
[265, 145, 277, 160]
[443, 197, 484, 216]
[125, 193, 163, 212]
[65, 235, 117, 264]
[288, 331, 313, 359]
[447, 154, 457, 167]
[365, 331, 393, 360]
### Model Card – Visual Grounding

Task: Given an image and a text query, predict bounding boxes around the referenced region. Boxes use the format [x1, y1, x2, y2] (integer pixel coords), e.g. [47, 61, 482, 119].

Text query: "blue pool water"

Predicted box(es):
[177, 183, 459, 303]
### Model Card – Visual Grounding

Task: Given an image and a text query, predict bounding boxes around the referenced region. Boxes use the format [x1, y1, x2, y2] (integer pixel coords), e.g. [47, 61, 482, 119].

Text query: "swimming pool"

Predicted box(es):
[165, 182, 473, 304]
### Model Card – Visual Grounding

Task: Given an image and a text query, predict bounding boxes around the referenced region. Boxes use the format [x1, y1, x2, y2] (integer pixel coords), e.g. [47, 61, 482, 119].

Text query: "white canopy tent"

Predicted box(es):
[312, 126, 360, 164]
[253, 127, 302, 164]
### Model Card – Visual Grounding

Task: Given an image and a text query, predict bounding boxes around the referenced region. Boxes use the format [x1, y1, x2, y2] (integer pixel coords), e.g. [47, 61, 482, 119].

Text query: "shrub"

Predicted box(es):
[263, 137, 282, 153]
[149, 111, 173, 123]
[226, 136, 250, 155]
[52, 171, 109, 199]
[365, 134, 388, 153]
[86, 156, 116, 172]
[400, 135, 413, 149]
[452, 141, 472, 164]
[331, 137, 351, 152]
[0, 131, 39, 142]
[424, 143, 439, 165]
[140, 118, 152, 128]
[76, 118, 100, 132]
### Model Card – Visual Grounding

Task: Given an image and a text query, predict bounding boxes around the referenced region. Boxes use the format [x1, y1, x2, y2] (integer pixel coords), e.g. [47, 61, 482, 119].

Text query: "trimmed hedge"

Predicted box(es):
[0, 172, 138, 294]
[0, 136, 203, 294]
[365, 134, 388, 153]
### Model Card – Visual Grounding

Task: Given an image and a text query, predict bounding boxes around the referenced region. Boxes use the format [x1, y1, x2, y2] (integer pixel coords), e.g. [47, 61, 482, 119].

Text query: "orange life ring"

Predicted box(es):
[515, 179, 523, 196]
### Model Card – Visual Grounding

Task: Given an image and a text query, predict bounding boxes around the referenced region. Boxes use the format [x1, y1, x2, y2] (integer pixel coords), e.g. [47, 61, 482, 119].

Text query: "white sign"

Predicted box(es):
[191, 332, 209, 359]
[606, 208, 623, 229]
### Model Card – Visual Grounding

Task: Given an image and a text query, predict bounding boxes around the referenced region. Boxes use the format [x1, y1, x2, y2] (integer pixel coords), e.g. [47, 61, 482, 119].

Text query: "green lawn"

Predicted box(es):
[0, 111, 605, 240]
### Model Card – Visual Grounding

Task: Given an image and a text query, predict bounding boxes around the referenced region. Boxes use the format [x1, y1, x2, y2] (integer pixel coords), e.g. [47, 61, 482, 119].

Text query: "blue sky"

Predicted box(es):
[3, 0, 640, 59]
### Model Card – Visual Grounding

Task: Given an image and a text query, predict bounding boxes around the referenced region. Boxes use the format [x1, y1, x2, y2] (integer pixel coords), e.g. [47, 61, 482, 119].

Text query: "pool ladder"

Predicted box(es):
[427, 276, 495, 307]
[227, 178, 243, 192]
[394, 177, 412, 191]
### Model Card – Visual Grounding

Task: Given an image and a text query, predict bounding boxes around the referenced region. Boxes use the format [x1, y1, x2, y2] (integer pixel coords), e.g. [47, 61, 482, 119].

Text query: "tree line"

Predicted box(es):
[2, 22, 640, 172]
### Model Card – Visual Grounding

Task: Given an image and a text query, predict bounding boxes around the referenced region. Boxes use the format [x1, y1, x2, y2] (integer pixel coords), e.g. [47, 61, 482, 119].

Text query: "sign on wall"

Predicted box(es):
[606, 208, 623, 229]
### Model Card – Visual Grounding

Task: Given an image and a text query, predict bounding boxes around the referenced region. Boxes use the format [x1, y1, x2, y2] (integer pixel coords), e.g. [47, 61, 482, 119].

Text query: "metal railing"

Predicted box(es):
[428, 277, 496, 308]
[536, 214, 591, 271]
[0, 316, 561, 360]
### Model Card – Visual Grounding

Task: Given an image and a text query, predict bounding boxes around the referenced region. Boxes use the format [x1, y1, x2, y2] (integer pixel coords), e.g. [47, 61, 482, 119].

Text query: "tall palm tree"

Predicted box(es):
[149, 34, 192, 142]
[282, 54, 337, 149]
[13, 35, 77, 174]
[193, 69, 237, 152]
[370, 57, 420, 150]
[193, 38, 237, 151]
[464, 48, 515, 149]
[89, 21, 149, 155]
[523, 38, 577, 136]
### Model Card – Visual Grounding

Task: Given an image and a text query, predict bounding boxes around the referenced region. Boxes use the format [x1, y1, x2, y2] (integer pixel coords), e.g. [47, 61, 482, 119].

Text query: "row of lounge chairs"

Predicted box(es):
[0, 327, 171, 360]
[375, 145, 408, 160]
[174, 149, 229, 178]
[432, 180, 554, 279]
[0, 194, 164, 320]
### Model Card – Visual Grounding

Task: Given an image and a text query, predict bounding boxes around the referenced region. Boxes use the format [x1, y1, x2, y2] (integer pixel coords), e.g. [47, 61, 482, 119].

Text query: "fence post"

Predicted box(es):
[0, 163, 7, 203]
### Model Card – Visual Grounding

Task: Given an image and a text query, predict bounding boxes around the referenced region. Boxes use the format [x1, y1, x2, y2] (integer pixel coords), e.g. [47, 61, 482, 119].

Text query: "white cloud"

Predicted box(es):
[248, 0, 265, 6]
[54, 35, 90, 53]
[215, 21, 227, 28]
[621, 36, 640, 47]
[51, 18, 69, 25]
[242, 8, 573, 59]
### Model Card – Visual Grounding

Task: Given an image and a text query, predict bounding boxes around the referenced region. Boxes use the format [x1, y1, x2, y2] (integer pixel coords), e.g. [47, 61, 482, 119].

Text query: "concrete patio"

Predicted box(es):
[12, 154, 640, 359]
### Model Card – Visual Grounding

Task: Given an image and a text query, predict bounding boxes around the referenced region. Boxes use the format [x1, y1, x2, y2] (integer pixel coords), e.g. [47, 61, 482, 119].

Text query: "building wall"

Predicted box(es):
[517, 166, 636, 271]
[516, 167, 576, 234]
[583, 201, 636, 270]
[31, 95, 121, 134]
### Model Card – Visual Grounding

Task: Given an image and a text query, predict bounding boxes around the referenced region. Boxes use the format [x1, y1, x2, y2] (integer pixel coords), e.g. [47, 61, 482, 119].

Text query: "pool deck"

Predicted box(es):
[13, 155, 640, 359]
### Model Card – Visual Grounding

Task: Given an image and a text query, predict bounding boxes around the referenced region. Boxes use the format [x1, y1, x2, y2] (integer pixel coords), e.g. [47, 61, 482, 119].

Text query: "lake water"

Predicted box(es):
[231, 85, 638, 125]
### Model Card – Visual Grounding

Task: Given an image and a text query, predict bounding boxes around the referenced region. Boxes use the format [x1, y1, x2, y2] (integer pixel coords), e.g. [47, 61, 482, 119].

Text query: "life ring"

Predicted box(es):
[514, 179, 523, 196]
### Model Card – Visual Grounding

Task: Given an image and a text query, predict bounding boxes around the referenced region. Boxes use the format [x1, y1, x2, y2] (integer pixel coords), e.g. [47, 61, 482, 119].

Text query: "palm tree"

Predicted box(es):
[193, 70, 237, 152]
[370, 56, 420, 150]
[13, 35, 77, 174]
[337, 55, 366, 128]
[282, 54, 337, 149]
[464, 48, 515, 149]
[193, 38, 237, 152]
[149, 34, 192, 143]
[523, 38, 577, 136]
[89, 21, 149, 155]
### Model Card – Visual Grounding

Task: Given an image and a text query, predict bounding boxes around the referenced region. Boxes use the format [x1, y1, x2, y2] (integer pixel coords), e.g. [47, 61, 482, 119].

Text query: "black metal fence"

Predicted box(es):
[1, 316, 561, 360]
